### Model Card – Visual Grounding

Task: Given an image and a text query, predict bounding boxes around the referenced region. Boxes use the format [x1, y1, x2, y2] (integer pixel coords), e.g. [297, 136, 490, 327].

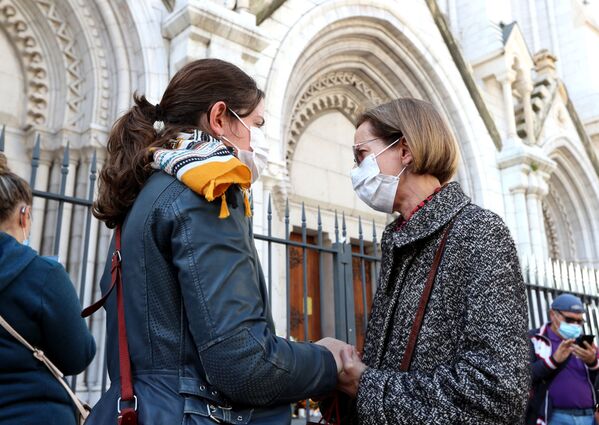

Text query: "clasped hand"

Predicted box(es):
[315, 337, 368, 398]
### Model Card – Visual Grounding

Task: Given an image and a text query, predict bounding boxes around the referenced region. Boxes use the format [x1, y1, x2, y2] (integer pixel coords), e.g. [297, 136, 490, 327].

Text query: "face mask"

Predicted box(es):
[558, 321, 582, 340]
[350, 139, 406, 213]
[223, 109, 269, 183]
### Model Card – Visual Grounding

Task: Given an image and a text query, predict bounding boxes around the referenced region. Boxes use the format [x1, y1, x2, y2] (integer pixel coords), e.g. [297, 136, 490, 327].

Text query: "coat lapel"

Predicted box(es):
[389, 182, 471, 251]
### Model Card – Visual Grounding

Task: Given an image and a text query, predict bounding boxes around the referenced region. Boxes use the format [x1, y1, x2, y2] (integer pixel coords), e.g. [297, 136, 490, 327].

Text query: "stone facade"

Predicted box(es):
[1, 0, 599, 402]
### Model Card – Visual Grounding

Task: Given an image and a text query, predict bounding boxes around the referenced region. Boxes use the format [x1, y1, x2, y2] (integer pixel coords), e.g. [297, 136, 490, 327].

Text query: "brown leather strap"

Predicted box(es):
[400, 220, 455, 372]
[81, 226, 137, 424]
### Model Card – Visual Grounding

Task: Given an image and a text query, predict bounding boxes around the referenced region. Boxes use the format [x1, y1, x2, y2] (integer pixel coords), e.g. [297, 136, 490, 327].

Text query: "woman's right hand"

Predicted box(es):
[315, 337, 353, 373]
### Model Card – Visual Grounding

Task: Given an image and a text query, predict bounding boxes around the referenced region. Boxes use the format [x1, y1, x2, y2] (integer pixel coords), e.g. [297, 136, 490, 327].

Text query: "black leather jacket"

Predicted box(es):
[86, 173, 337, 425]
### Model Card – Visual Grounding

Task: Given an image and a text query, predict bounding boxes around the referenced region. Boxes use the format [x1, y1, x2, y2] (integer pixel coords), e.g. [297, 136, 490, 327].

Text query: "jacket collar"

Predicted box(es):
[386, 182, 471, 249]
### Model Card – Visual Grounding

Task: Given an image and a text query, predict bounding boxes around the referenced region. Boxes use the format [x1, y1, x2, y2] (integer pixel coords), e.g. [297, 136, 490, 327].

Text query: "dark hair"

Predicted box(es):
[93, 58, 264, 228]
[0, 152, 33, 223]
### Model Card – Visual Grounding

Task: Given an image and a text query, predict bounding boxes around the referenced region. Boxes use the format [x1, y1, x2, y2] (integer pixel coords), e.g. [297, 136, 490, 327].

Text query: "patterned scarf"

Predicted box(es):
[150, 130, 252, 218]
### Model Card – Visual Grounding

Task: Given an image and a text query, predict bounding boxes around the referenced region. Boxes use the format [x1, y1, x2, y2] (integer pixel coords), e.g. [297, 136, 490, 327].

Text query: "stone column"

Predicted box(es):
[514, 76, 536, 145]
[498, 72, 519, 142]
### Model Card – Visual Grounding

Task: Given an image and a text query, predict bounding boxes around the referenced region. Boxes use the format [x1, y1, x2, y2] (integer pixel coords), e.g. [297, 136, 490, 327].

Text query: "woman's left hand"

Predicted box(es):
[337, 346, 367, 398]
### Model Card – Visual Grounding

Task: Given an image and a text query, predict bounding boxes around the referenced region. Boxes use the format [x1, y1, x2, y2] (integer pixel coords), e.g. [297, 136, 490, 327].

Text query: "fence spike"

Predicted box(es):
[29, 133, 41, 188]
[62, 142, 70, 169]
[285, 198, 289, 222]
[342, 211, 347, 240]
[90, 150, 97, 176]
[334, 210, 339, 244]
[267, 193, 272, 217]
[0, 125, 5, 152]
[358, 216, 363, 239]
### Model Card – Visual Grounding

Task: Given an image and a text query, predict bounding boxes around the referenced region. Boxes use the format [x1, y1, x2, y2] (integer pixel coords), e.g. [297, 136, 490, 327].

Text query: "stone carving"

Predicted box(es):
[0, 0, 49, 126]
[545, 185, 576, 260]
[287, 71, 385, 169]
[35, 0, 83, 128]
[542, 202, 560, 260]
[515, 50, 559, 142]
[74, 0, 111, 129]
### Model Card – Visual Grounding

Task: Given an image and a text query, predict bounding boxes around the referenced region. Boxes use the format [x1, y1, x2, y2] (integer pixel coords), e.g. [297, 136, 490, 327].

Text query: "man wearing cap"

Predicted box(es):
[526, 293, 599, 425]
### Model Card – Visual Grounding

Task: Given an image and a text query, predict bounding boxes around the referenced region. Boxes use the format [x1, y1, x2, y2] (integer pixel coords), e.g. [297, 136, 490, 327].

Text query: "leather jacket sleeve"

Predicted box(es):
[170, 187, 337, 406]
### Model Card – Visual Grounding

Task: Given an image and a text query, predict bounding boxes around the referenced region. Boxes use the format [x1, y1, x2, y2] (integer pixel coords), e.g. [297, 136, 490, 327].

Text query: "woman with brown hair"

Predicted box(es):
[335, 98, 531, 424]
[0, 153, 95, 424]
[84, 58, 345, 425]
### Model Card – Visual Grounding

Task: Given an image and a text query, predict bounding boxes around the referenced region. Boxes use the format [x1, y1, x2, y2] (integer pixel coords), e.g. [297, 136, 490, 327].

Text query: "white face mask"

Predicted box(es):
[223, 109, 269, 183]
[350, 139, 406, 213]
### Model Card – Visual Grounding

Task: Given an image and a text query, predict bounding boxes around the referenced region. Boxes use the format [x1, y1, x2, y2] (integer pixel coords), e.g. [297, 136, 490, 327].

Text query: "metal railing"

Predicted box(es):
[523, 255, 599, 334]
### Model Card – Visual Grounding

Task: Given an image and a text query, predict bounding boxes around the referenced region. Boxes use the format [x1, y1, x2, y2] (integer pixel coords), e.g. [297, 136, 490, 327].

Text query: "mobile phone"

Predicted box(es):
[576, 334, 595, 347]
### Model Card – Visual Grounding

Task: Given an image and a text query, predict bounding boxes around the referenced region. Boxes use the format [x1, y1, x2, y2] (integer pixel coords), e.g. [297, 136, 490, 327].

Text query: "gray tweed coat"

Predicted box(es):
[354, 182, 530, 425]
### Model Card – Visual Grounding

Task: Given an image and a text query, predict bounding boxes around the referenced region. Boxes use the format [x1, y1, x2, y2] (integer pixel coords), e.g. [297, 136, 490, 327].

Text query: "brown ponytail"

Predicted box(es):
[93, 58, 264, 228]
[0, 153, 33, 223]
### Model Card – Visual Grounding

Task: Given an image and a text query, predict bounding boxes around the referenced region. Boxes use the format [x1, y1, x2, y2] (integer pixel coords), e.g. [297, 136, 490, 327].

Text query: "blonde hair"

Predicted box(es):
[357, 98, 460, 183]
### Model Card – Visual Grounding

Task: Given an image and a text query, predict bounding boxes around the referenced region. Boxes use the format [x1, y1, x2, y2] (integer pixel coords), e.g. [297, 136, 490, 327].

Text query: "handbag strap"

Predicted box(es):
[399, 220, 455, 372]
[81, 226, 137, 424]
[0, 313, 90, 419]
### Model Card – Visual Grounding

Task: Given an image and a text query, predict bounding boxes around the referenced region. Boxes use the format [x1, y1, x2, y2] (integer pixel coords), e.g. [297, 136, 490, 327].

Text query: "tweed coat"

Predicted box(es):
[353, 182, 531, 425]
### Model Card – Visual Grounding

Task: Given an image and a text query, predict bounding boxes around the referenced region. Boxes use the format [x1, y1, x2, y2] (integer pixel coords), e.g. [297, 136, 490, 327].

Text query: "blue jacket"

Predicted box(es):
[0, 232, 96, 425]
[86, 173, 337, 425]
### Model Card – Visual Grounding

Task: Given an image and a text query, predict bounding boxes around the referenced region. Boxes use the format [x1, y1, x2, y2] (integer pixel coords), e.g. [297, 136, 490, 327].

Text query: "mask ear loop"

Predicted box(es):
[20, 206, 29, 243]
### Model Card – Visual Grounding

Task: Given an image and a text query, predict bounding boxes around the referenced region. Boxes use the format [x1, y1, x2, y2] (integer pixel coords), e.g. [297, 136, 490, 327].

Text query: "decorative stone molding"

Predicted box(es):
[546, 185, 576, 260]
[35, 0, 83, 128]
[286, 71, 385, 169]
[0, 0, 49, 127]
[515, 50, 560, 143]
[542, 201, 560, 260]
[74, 0, 111, 129]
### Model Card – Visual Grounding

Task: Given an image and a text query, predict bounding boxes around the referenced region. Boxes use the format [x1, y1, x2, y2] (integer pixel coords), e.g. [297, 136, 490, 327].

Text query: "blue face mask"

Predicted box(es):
[558, 321, 582, 339]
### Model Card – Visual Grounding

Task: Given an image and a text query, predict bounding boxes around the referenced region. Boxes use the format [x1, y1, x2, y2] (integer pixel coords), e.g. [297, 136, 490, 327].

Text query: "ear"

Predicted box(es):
[208, 101, 228, 137]
[398, 138, 413, 167]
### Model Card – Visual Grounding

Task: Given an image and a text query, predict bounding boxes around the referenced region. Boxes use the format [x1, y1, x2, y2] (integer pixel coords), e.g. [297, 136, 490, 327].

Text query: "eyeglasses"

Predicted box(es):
[352, 136, 403, 165]
[556, 311, 585, 325]
[352, 137, 380, 165]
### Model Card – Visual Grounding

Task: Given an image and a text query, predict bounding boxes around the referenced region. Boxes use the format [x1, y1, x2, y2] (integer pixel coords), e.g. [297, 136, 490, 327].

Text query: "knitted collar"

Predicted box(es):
[151, 130, 252, 218]
[384, 182, 471, 249]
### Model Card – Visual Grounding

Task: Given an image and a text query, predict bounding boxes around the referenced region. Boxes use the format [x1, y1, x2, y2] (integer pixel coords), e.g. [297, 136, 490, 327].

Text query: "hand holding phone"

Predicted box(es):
[576, 334, 595, 348]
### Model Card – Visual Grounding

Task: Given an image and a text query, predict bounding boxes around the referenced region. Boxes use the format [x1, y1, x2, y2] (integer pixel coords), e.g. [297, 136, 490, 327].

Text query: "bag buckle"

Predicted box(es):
[117, 395, 137, 413]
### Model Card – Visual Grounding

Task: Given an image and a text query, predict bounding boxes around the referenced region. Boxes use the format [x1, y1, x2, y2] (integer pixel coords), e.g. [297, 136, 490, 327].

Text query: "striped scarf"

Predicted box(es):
[150, 130, 252, 218]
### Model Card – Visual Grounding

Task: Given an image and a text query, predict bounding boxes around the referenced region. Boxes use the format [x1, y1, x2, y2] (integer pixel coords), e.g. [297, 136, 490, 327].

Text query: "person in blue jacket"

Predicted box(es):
[0, 152, 96, 425]
[85, 58, 348, 425]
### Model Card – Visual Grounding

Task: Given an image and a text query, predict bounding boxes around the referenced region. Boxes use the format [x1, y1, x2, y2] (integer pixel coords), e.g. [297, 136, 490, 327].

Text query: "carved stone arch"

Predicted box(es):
[286, 71, 386, 171]
[34, 0, 84, 129]
[0, 0, 50, 127]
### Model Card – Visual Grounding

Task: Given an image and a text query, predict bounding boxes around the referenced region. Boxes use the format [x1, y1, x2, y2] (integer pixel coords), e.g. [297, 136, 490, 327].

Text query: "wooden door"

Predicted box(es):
[289, 233, 322, 342]
[352, 245, 374, 352]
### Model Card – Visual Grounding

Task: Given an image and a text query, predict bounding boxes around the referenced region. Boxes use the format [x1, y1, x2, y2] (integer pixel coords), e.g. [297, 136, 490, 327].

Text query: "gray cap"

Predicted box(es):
[551, 293, 585, 313]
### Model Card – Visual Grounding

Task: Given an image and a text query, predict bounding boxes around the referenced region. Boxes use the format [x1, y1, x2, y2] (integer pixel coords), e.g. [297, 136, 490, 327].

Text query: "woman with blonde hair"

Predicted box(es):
[336, 98, 530, 424]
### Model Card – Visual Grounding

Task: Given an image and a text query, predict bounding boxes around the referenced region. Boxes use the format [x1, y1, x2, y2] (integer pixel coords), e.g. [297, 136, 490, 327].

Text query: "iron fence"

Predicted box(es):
[3, 128, 599, 422]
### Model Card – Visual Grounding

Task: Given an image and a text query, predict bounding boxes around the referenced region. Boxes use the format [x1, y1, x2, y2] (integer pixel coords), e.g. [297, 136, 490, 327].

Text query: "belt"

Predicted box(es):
[554, 408, 595, 416]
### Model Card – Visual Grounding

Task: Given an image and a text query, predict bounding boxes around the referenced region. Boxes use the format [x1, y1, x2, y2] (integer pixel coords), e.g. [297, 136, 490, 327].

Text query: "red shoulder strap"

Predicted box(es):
[81, 226, 137, 424]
